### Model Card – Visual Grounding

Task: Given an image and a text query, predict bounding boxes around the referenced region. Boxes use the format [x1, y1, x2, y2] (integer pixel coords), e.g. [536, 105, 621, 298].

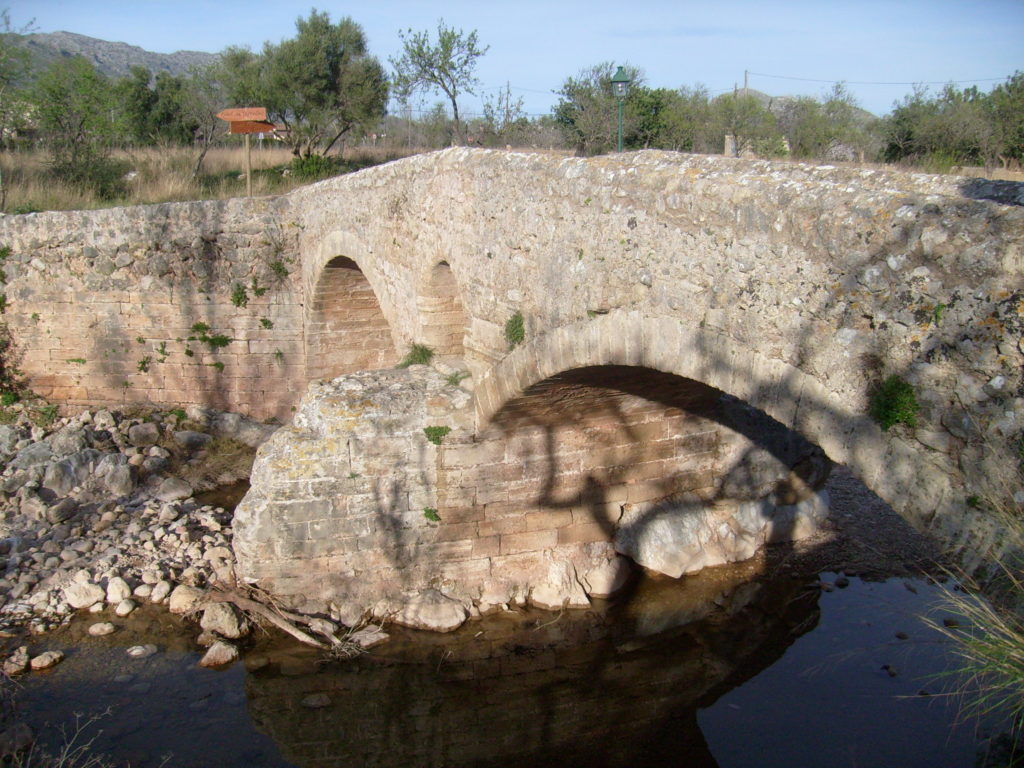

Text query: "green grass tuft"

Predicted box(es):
[869, 375, 919, 431]
[505, 311, 525, 349]
[423, 426, 451, 445]
[397, 343, 434, 368]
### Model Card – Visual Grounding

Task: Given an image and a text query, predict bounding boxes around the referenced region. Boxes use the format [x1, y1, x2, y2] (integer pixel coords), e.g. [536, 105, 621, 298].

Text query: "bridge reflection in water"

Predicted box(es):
[245, 562, 820, 768]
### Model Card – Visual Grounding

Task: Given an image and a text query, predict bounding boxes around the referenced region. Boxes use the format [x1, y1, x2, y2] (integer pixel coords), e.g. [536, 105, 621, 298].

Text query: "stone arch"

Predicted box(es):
[473, 310, 945, 532]
[416, 261, 467, 359]
[305, 255, 399, 382]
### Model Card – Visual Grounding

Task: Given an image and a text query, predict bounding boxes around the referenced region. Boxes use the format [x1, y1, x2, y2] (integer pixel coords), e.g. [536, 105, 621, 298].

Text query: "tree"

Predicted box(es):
[390, 19, 488, 144]
[480, 83, 528, 146]
[554, 62, 643, 155]
[32, 56, 127, 198]
[0, 9, 34, 209]
[218, 10, 388, 157]
[988, 71, 1024, 166]
[710, 91, 779, 156]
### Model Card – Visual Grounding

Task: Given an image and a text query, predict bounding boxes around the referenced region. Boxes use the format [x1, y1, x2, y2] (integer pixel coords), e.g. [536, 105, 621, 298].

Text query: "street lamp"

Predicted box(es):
[610, 66, 632, 152]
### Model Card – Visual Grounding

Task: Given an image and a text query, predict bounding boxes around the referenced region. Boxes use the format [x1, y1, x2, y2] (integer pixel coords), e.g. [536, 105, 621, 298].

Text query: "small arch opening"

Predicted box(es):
[417, 261, 467, 359]
[306, 256, 398, 382]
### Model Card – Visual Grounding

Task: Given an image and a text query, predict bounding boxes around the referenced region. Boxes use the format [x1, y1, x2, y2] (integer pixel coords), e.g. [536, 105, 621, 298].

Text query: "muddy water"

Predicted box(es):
[10, 563, 991, 768]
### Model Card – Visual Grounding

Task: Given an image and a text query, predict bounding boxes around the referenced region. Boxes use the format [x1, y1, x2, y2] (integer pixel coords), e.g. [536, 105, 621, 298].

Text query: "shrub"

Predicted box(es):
[423, 426, 451, 445]
[505, 311, 525, 349]
[397, 343, 434, 368]
[423, 508, 441, 522]
[869, 375, 919, 431]
[290, 154, 338, 181]
[51, 155, 131, 201]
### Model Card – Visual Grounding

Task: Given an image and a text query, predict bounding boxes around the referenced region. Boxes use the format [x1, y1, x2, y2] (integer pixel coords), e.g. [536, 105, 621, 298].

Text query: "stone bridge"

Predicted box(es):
[1, 149, 1022, 626]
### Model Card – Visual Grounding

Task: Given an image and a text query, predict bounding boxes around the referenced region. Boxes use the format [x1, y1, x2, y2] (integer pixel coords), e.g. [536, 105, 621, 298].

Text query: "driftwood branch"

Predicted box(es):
[206, 589, 327, 649]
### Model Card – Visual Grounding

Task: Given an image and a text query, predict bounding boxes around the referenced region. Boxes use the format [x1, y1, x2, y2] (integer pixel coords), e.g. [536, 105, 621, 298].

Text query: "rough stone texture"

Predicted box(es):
[63, 581, 104, 610]
[29, 650, 63, 670]
[167, 584, 204, 614]
[199, 602, 247, 639]
[3, 148, 1023, 608]
[392, 589, 469, 633]
[198, 640, 239, 668]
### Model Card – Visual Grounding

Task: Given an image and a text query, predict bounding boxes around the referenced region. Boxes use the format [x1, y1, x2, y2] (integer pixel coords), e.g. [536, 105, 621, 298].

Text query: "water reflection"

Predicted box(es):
[245, 563, 821, 768]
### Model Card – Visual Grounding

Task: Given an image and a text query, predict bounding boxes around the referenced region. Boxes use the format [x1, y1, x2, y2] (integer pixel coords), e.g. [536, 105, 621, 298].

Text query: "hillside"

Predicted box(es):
[10, 30, 217, 80]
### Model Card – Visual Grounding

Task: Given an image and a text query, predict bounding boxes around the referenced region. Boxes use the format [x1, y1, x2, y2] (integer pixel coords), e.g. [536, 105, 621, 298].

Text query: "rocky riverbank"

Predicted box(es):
[0, 404, 276, 647]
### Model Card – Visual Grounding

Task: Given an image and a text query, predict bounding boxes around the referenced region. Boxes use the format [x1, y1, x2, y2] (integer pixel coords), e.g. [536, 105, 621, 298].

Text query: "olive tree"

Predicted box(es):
[390, 20, 488, 144]
[219, 10, 388, 158]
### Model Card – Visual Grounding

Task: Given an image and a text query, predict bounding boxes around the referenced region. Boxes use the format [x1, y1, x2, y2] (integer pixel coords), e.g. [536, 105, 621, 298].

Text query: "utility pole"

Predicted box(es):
[744, 70, 749, 98]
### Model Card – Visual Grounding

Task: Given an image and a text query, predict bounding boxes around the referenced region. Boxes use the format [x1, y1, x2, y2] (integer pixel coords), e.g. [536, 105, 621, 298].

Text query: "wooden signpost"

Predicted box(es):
[216, 108, 275, 197]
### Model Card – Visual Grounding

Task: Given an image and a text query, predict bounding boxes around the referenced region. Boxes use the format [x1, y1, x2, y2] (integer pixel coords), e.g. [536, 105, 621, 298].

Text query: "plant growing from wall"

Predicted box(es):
[869, 375, 920, 431]
[505, 310, 525, 349]
[398, 343, 434, 368]
[423, 507, 441, 522]
[423, 426, 450, 445]
[260, 318, 274, 329]
[270, 260, 289, 280]
[231, 283, 249, 308]
[137, 356, 152, 373]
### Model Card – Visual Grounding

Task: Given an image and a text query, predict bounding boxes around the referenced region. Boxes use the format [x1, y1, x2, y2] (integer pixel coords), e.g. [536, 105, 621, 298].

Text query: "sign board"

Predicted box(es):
[228, 120, 277, 135]
[216, 107, 267, 122]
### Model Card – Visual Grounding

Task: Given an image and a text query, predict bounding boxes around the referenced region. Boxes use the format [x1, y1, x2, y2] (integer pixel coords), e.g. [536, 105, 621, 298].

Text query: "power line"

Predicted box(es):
[747, 70, 1011, 87]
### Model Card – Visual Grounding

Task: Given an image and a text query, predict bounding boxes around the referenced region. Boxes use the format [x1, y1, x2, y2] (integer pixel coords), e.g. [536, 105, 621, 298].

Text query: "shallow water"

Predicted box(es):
[9, 564, 996, 768]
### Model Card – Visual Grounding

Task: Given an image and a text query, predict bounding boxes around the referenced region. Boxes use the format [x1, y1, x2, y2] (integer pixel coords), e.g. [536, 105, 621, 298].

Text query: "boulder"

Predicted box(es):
[114, 599, 137, 617]
[392, 589, 467, 633]
[64, 581, 105, 610]
[127, 423, 160, 447]
[173, 430, 212, 450]
[167, 584, 204, 614]
[150, 580, 172, 604]
[29, 650, 64, 671]
[45, 498, 78, 525]
[88, 622, 116, 636]
[198, 640, 238, 668]
[199, 602, 247, 639]
[10, 442, 51, 470]
[2, 646, 28, 676]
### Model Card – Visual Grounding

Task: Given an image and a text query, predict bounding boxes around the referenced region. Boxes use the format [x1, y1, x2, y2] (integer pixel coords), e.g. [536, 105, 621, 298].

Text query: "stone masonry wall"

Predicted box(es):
[0, 197, 306, 422]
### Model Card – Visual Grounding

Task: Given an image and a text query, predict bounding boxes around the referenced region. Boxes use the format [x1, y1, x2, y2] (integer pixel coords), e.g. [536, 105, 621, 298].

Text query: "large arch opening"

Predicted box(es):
[305, 256, 398, 382]
[427, 364, 834, 586]
[417, 261, 467, 359]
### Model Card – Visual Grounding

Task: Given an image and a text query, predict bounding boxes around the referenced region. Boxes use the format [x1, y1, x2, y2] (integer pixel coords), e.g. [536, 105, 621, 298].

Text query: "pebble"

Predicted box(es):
[126, 644, 158, 659]
[29, 650, 64, 670]
[114, 599, 137, 617]
[88, 622, 116, 636]
[198, 640, 238, 668]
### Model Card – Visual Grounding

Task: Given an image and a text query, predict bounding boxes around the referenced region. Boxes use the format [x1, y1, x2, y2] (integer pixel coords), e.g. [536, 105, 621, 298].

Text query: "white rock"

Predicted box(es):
[126, 644, 158, 658]
[149, 581, 171, 606]
[167, 585, 204, 614]
[392, 589, 467, 633]
[105, 576, 132, 604]
[582, 556, 631, 598]
[63, 582, 105, 610]
[29, 650, 64, 671]
[114, 599, 136, 617]
[198, 640, 238, 668]
[199, 603, 246, 639]
[350, 627, 389, 649]
[88, 622, 116, 636]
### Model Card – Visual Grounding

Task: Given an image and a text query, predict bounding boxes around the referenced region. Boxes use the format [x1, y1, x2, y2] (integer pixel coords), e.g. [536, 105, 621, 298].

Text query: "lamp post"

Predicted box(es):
[610, 66, 632, 152]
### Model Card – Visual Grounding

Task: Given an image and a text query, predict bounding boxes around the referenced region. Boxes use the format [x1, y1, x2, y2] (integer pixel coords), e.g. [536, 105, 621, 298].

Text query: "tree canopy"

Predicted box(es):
[390, 20, 488, 143]
[218, 9, 388, 157]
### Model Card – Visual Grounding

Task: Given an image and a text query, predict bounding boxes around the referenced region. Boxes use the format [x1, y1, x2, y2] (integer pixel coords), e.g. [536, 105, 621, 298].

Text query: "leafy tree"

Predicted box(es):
[32, 56, 127, 198]
[479, 83, 528, 146]
[219, 10, 388, 157]
[988, 71, 1024, 165]
[554, 62, 643, 155]
[390, 19, 488, 144]
[710, 91, 779, 156]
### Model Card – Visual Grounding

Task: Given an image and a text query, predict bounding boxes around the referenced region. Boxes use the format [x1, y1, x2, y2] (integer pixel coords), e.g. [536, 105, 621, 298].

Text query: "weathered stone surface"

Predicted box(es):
[29, 650, 64, 670]
[127, 423, 160, 447]
[88, 622, 116, 636]
[350, 627, 389, 649]
[392, 590, 468, 633]
[155, 478, 192, 503]
[2, 646, 29, 676]
[64, 581, 105, 610]
[167, 585, 204, 614]
[199, 603, 247, 639]
[105, 576, 132, 604]
[198, 640, 238, 668]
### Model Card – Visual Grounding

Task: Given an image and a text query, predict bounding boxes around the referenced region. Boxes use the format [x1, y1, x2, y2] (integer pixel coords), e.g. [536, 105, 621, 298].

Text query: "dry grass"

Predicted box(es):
[0, 142, 423, 213]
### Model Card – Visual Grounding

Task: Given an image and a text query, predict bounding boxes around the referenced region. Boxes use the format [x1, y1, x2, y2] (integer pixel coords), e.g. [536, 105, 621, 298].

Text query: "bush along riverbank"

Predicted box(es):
[0, 403, 374, 671]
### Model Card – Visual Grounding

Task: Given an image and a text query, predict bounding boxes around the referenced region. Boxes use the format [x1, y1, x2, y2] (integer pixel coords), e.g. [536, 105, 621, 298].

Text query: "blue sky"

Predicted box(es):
[9, 0, 1023, 117]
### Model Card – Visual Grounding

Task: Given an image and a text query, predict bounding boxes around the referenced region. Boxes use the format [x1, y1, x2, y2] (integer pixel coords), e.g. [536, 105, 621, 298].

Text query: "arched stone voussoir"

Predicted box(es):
[474, 310, 879, 475]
